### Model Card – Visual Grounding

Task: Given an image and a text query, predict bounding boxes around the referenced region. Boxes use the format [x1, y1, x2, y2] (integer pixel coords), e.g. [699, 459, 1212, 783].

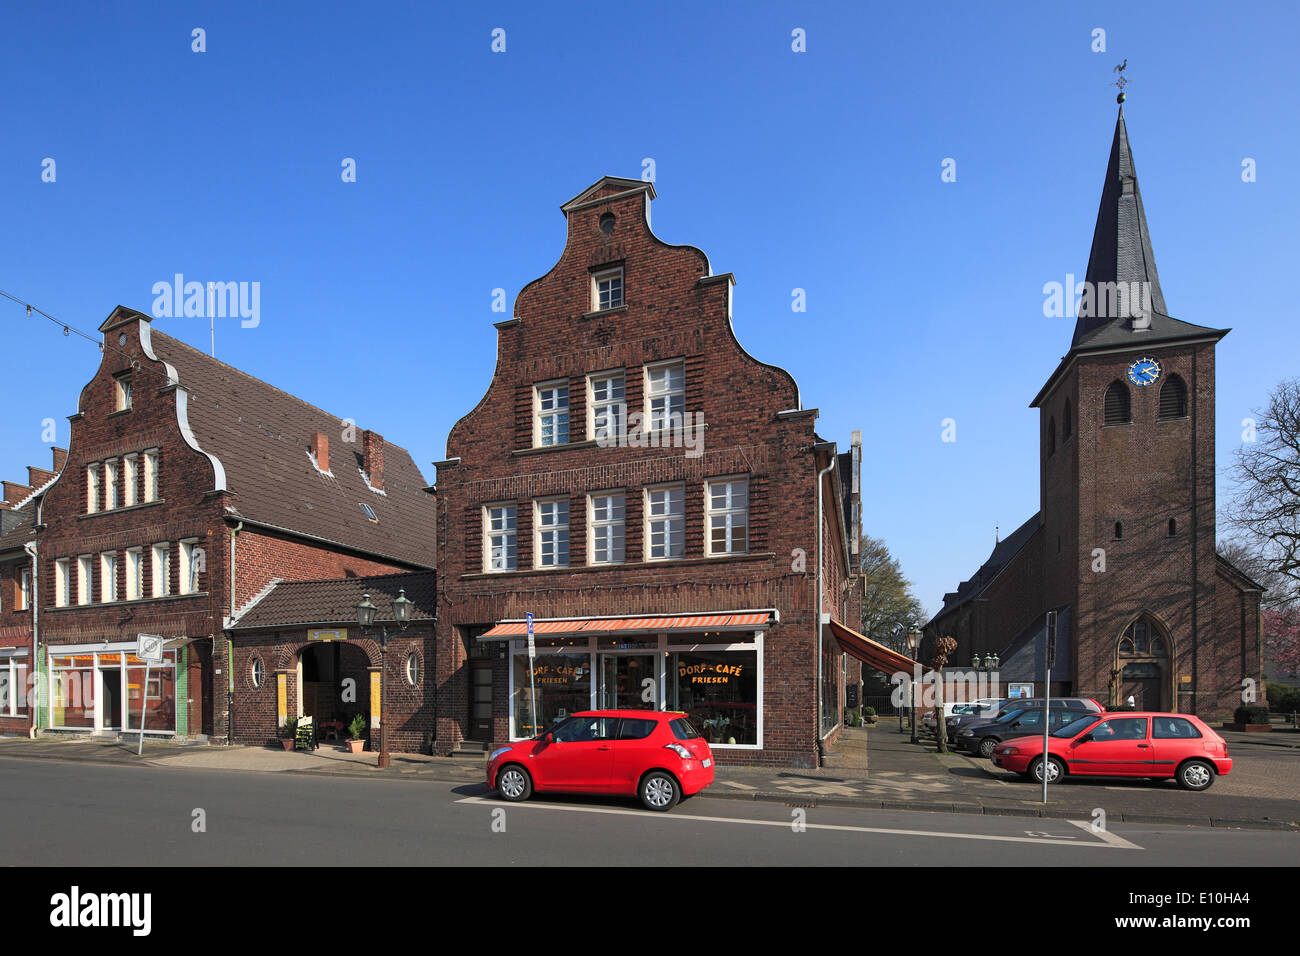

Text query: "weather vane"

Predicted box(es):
[1111, 59, 1129, 103]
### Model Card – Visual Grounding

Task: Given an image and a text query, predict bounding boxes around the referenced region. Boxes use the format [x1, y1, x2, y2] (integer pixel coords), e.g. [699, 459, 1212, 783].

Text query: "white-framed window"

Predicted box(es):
[645, 484, 685, 561]
[104, 459, 119, 510]
[250, 656, 264, 688]
[77, 556, 92, 606]
[151, 543, 171, 597]
[125, 548, 144, 601]
[123, 454, 139, 507]
[484, 504, 518, 573]
[180, 539, 201, 594]
[534, 498, 570, 569]
[645, 361, 685, 432]
[707, 478, 749, 556]
[87, 463, 100, 514]
[588, 492, 626, 565]
[115, 374, 133, 411]
[143, 450, 159, 502]
[54, 559, 72, 608]
[592, 267, 624, 311]
[18, 569, 30, 611]
[0, 653, 31, 717]
[405, 652, 421, 686]
[534, 381, 570, 447]
[100, 552, 118, 604]
[588, 371, 626, 445]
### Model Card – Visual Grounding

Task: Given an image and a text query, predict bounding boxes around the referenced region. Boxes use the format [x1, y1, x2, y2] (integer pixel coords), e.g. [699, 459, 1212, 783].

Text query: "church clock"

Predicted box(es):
[1127, 356, 1162, 387]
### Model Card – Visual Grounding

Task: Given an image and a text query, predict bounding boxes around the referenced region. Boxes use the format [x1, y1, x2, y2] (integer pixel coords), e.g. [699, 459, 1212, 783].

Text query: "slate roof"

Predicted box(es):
[120, 310, 436, 568]
[229, 571, 436, 630]
[0, 513, 35, 556]
[997, 604, 1074, 682]
[931, 513, 1041, 620]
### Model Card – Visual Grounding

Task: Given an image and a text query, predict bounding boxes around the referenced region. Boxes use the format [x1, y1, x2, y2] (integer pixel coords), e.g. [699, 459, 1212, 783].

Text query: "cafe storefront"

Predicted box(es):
[480, 611, 770, 752]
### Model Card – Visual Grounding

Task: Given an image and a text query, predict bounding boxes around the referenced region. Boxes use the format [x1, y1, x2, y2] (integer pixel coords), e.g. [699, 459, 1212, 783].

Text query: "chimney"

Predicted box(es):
[361, 430, 385, 491]
[3, 481, 34, 506]
[311, 431, 330, 473]
[52, 447, 69, 472]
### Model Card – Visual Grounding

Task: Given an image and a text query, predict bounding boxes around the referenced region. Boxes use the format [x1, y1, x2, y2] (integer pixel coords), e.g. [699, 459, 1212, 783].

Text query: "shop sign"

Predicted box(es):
[678, 662, 744, 684]
[308, 629, 348, 642]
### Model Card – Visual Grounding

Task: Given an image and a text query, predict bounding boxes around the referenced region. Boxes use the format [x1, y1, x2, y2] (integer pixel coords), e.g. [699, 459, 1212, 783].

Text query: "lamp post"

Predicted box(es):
[894, 623, 906, 732]
[905, 623, 921, 744]
[355, 589, 413, 769]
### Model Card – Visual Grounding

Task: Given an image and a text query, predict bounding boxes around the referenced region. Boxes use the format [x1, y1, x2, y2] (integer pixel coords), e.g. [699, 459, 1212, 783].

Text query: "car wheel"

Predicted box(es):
[640, 771, 681, 811]
[977, 737, 1000, 759]
[1029, 755, 1065, 785]
[1176, 760, 1215, 792]
[496, 764, 532, 802]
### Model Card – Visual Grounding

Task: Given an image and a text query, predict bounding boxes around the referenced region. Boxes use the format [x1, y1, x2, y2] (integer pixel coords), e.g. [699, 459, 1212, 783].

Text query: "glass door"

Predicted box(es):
[598, 654, 657, 710]
[99, 664, 122, 731]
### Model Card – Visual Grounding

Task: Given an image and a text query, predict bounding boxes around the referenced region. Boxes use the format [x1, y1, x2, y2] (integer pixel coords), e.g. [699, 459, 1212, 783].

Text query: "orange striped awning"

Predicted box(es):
[480, 610, 775, 640]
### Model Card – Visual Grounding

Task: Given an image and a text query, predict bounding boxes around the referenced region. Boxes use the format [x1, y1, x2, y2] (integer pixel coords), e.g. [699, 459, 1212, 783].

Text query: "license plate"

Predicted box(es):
[702, 758, 712, 768]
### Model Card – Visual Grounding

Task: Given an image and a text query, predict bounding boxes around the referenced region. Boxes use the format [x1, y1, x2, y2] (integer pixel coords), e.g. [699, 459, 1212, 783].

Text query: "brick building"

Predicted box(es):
[29, 306, 436, 740]
[925, 106, 1264, 720]
[227, 571, 436, 751]
[432, 176, 885, 768]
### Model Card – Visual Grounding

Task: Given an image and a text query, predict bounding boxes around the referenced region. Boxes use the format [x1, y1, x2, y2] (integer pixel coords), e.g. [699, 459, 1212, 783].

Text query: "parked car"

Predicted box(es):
[943, 697, 1014, 739]
[956, 704, 1096, 757]
[921, 698, 1004, 736]
[950, 697, 1104, 749]
[991, 712, 1231, 791]
[487, 710, 715, 811]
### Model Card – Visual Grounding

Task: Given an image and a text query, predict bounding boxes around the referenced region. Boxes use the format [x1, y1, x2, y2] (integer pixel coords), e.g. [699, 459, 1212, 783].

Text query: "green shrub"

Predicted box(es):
[1266, 684, 1300, 714]
[1233, 705, 1269, 724]
[347, 713, 367, 740]
[863, 706, 877, 718]
[282, 716, 298, 738]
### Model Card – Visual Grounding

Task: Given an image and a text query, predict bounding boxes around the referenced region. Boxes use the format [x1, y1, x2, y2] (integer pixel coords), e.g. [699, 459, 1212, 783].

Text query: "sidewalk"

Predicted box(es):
[2, 725, 1297, 831]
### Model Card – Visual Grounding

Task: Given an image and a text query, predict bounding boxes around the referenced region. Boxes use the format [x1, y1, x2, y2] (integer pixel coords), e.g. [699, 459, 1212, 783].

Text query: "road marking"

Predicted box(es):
[1068, 819, 1142, 849]
[716, 780, 757, 790]
[456, 797, 1140, 849]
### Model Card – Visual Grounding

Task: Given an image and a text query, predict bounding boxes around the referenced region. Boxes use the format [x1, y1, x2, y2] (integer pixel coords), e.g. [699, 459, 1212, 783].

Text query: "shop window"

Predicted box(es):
[0, 655, 30, 716]
[668, 649, 758, 746]
[512, 649, 592, 738]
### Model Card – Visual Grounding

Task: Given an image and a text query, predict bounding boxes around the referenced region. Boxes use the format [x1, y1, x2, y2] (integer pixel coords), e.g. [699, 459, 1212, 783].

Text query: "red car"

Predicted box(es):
[487, 710, 715, 811]
[991, 712, 1232, 791]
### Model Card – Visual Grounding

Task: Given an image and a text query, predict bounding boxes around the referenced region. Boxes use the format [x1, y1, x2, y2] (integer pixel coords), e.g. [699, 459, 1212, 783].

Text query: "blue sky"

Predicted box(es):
[2, 1, 1297, 615]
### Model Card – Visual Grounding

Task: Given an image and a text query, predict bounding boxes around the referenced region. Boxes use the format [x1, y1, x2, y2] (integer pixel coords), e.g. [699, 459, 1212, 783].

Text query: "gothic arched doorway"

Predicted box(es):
[1115, 616, 1171, 711]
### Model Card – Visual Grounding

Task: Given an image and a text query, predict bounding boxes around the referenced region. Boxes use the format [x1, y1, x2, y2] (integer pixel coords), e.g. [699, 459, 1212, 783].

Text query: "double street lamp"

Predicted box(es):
[975, 652, 1000, 672]
[355, 589, 414, 769]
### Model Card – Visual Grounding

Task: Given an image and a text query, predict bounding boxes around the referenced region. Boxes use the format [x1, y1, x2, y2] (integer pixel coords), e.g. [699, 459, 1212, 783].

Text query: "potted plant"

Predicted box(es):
[345, 713, 367, 753]
[281, 716, 298, 751]
[863, 706, 877, 725]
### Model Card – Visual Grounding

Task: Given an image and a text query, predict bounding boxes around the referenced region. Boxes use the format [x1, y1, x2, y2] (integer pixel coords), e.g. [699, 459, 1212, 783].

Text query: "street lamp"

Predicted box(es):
[355, 589, 414, 769]
[905, 623, 921, 744]
[894, 623, 906, 732]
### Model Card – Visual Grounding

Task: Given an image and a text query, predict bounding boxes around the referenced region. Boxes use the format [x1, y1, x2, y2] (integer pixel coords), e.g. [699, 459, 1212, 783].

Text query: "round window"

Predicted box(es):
[405, 652, 420, 686]
[599, 212, 615, 234]
[251, 656, 264, 688]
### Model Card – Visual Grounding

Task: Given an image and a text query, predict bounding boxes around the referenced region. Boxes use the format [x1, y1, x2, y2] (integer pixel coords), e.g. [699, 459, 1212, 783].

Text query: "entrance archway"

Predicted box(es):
[1115, 615, 1172, 711]
[298, 642, 371, 731]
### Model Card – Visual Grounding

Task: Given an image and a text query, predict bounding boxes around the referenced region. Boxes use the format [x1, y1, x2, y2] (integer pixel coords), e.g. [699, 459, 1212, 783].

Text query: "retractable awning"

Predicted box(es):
[479, 610, 775, 640]
[827, 619, 923, 676]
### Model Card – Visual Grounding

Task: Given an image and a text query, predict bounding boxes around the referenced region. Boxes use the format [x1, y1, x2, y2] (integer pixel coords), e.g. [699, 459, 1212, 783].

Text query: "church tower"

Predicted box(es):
[1032, 101, 1228, 714]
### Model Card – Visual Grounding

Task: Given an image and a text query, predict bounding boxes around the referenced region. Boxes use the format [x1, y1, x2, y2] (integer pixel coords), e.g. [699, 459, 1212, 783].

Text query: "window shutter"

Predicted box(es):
[1104, 381, 1131, 425]
[1159, 375, 1187, 420]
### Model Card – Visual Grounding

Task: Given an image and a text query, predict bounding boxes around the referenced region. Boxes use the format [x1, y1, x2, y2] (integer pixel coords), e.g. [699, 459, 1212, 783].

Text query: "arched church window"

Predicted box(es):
[1159, 374, 1188, 420]
[1119, 617, 1168, 658]
[1104, 381, 1131, 425]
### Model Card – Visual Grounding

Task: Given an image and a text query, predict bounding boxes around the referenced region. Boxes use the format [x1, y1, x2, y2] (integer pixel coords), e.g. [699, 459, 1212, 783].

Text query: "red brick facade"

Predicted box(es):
[433, 178, 859, 767]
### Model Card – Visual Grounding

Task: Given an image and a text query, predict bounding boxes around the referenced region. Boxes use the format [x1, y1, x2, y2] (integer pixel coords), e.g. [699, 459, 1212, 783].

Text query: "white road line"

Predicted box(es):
[1068, 819, 1143, 849]
[456, 797, 1141, 850]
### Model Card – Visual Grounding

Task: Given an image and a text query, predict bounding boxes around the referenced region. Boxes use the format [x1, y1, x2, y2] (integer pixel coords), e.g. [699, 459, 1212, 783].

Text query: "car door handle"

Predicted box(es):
[597, 745, 612, 751]
[1137, 744, 1150, 748]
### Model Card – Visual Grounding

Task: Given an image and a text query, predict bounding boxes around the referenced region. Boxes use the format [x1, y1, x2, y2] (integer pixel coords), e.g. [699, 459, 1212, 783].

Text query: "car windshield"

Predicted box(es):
[995, 708, 1028, 723]
[1053, 714, 1101, 738]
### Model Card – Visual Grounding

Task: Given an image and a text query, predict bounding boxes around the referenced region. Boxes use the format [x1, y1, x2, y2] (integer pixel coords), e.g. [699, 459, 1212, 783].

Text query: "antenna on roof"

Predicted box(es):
[995, 524, 1000, 544]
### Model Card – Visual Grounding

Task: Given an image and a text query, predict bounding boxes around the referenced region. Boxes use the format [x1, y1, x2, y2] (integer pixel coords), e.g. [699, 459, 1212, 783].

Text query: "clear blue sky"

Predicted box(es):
[2, 1, 1297, 616]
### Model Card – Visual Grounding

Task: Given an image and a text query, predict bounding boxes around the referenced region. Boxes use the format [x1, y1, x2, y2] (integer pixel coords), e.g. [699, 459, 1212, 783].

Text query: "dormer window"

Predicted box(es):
[593, 267, 624, 311]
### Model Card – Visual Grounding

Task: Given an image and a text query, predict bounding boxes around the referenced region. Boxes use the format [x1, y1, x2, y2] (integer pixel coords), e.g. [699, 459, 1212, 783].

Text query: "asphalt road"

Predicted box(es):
[1, 755, 1297, 867]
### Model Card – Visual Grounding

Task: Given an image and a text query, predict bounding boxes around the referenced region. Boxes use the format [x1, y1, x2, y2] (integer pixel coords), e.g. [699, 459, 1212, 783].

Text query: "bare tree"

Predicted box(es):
[930, 636, 958, 753]
[1231, 379, 1300, 597]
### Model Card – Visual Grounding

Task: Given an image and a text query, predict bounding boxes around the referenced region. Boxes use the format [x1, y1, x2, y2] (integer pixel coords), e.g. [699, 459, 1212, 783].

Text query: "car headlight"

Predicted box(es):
[488, 747, 512, 762]
[959, 730, 973, 737]
[1001, 746, 1019, 755]
[664, 743, 693, 759]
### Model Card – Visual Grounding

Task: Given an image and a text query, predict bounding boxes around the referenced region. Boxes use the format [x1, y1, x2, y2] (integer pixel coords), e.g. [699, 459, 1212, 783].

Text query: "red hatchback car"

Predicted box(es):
[991, 712, 1232, 791]
[487, 710, 715, 811]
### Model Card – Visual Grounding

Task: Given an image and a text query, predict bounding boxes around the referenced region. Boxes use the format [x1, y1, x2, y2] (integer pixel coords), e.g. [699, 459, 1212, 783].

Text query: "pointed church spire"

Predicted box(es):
[1071, 103, 1169, 347]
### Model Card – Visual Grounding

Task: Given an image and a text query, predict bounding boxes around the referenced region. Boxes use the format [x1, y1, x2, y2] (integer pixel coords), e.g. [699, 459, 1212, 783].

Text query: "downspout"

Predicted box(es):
[815, 449, 837, 764]
[23, 541, 38, 739]
[226, 521, 243, 745]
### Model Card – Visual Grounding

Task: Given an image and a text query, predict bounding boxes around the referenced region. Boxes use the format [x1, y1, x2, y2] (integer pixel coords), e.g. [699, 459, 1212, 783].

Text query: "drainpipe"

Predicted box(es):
[23, 541, 38, 739]
[226, 522, 242, 745]
[815, 448, 837, 764]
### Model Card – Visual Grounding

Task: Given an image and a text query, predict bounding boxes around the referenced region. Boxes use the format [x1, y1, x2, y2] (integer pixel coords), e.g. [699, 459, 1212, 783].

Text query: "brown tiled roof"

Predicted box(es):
[0, 511, 35, 556]
[133, 315, 435, 568]
[229, 571, 436, 630]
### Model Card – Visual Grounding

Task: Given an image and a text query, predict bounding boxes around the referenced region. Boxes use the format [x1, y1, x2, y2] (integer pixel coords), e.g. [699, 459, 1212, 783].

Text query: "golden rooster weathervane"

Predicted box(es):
[1112, 59, 1129, 103]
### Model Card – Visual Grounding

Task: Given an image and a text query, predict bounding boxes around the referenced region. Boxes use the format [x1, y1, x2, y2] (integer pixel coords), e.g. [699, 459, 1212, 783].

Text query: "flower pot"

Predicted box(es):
[281, 738, 295, 751]
[346, 739, 365, 754]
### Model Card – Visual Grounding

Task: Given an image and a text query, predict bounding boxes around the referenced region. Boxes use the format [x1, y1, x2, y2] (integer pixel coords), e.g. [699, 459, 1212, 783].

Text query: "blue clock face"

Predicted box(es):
[1127, 355, 1161, 387]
